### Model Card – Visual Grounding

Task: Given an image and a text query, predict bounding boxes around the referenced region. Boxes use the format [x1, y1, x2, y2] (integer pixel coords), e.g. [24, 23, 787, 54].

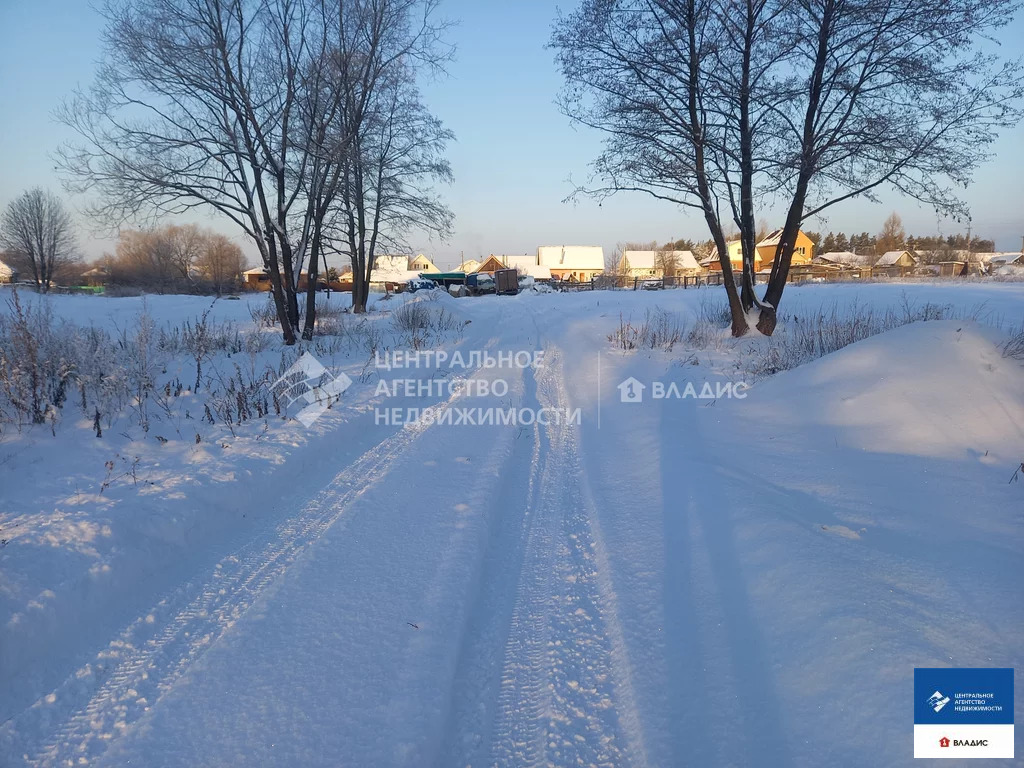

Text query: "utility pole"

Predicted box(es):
[961, 219, 972, 277]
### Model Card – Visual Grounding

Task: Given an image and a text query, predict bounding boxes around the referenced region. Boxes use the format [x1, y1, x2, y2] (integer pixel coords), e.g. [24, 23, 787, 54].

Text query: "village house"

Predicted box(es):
[408, 253, 438, 272]
[988, 252, 1024, 269]
[756, 229, 815, 266]
[872, 250, 918, 276]
[813, 251, 874, 268]
[81, 266, 109, 286]
[475, 255, 506, 274]
[704, 228, 817, 273]
[243, 268, 348, 292]
[0, 258, 19, 283]
[621, 250, 701, 278]
[702, 241, 762, 273]
[537, 245, 605, 282]
[876, 250, 917, 269]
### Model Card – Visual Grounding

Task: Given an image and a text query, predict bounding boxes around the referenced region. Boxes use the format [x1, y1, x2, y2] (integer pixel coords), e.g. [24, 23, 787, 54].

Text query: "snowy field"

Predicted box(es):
[0, 281, 1022, 766]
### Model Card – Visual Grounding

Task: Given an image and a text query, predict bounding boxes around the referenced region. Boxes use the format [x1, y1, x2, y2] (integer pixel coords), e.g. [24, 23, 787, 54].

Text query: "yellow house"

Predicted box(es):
[409, 253, 438, 272]
[705, 241, 764, 272]
[756, 229, 815, 266]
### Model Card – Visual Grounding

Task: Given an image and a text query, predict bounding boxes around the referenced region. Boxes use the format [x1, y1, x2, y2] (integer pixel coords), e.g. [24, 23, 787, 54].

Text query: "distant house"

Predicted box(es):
[620, 250, 660, 278]
[937, 261, 966, 277]
[81, 266, 109, 286]
[621, 250, 701, 278]
[373, 254, 411, 274]
[0, 259, 19, 283]
[243, 268, 340, 292]
[813, 251, 873, 268]
[756, 229, 816, 266]
[537, 246, 604, 282]
[499, 254, 537, 273]
[703, 241, 763, 273]
[243, 267, 272, 291]
[988, 252, 1024, 268]
[457, 258, 481, 273]
[475, 255, 506, 273]
[875, 250, 917, 269]
[408, 253, 438, 272]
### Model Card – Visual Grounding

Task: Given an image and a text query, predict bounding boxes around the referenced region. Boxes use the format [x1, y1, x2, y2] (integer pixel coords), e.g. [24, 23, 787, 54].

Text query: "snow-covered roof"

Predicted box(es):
[669, 251, 699, 270]
[756, 228, 813, 248]
[537, 246, 604, 271]
[502, 254, 537, 271]
[521, 264, 551, 280]
[374, 254, 410, 272]
[988, 252, 1023, 266]
[623, 250, 700, 271]
[0, 260, 14, 278]
[370, 269, 422, 284]
[875, 250, 915, 266]
[622, 250, 657, 269]
[814, 251, 873, 266]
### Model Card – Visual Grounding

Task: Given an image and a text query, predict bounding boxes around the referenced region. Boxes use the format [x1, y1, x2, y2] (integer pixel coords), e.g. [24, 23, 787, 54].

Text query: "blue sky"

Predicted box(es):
[1, 0, 1022, 269]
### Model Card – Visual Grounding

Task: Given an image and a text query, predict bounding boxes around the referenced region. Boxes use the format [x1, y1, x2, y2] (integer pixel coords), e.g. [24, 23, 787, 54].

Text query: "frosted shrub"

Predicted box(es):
[609, 309, 685, 351]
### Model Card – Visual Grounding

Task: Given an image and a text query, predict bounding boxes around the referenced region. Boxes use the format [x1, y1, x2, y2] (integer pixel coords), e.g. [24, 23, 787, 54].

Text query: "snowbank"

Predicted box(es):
[748, 320, 1024, 462]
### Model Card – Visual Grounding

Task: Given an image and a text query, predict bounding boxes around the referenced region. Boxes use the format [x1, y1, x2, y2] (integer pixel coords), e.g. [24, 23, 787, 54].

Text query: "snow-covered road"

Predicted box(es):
[2, 284, 1022, 766]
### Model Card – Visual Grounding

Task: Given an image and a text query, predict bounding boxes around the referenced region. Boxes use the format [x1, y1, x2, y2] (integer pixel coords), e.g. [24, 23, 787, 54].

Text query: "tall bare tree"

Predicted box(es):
[195, 233, 247, 294]
[294, 0, 451, 332]
[321, 0, 453, 317]
[0, 189, 78, 293]
[553, 0, 1024, 336]
[876, 212, 906, 254]
[754, 0, 1023, 332]
[58, 0, 355, 342]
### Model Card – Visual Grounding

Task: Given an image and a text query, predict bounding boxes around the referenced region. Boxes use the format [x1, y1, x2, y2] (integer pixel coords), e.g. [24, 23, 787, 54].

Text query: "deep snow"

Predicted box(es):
[1, 282, 1022, 767]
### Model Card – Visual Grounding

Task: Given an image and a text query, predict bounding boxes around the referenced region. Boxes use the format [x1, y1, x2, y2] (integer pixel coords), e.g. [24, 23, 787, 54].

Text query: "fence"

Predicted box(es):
[571, 265, 926, 292]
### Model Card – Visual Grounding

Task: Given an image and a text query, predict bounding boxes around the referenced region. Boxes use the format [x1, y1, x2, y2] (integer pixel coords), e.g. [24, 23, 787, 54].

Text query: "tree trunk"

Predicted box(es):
[301, 220, 322, 341]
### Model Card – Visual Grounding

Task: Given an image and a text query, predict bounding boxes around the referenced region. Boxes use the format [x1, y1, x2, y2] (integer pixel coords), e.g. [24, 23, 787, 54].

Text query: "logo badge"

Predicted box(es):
[617, 376, 646, 403]
[270, 352, 352, 427]
[928, 691, 951, 713]
[914, 668, 1014, 758]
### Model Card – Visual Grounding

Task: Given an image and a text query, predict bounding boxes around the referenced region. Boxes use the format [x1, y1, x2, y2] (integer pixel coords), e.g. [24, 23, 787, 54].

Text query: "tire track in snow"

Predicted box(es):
[2, 385, 472, 768]
[482, 348, 645, 768]
[435, 363, 547, 765]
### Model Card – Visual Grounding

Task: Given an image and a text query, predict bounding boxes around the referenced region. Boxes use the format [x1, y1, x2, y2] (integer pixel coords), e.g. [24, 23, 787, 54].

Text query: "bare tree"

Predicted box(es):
[57, 0, 358, 343]
[327, 7, 454, 317]
[552, 0, 767, 334]
[553, 0, 1024, 336]
[655, 248, 679, 277]
[0, 189, 78, 292]
[109, 224, 243, 292]
[754, 0, 1024, 332]
[876, 212, 906, 254]
[195, 234, 247, 295]
[296, 0, 452, 332]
